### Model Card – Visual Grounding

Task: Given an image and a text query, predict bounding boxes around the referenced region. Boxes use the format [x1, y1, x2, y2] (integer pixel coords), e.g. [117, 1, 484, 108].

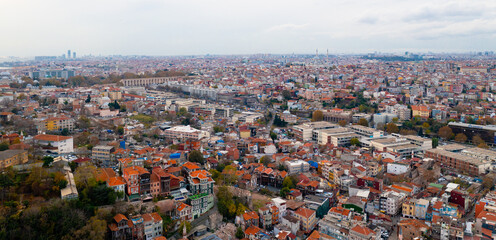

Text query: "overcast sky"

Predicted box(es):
[2, 0, 496, 56]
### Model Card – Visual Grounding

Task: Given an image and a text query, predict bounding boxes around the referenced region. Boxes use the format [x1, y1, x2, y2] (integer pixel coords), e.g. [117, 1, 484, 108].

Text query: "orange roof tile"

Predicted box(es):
[295, 208, 315, 219]
[34, 134, 72, 142]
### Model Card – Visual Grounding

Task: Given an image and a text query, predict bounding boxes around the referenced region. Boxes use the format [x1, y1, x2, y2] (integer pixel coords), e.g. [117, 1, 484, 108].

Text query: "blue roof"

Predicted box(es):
[170, 153, 181, 158]
[308, 161, 318, 168]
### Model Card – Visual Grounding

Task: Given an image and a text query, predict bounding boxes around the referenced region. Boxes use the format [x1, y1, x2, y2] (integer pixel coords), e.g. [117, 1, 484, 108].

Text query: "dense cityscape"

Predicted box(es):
[0, 52, 495, 240]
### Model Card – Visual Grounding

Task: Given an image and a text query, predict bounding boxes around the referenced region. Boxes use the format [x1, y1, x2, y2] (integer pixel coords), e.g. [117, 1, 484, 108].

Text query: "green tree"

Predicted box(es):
[432, 137, 439, 148]
[85, 94, 91, 103]
[177, 107, 188, 116]
[280, 187, 290, 198]
[358, 118, 368, 127]
[350, 138, 360, 146]
[273, 115, 288, 127]
[213, 125, 225, 133]
[188, 150, 204, 164]
[0, 142, 9, 151]
[270, 131, 278, 142]
[42, 156, 54, 167]
[282, 176, 296, 189]
[260, 156, 271, 166]
[117, 126, 124, 135]
[236, 226, 244, 239]
[61, 128, 70, 136]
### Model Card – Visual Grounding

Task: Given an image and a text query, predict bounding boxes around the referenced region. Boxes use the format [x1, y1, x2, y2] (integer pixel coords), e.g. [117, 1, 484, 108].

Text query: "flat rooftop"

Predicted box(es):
[427, 148, 489, 166]
[438, 143, 469, 152]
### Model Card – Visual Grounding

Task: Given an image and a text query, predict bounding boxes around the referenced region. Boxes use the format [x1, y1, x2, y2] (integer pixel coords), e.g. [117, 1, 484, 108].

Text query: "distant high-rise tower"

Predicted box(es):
[316, 49, 319, 58]
[327, 49, 329, 58]
[67, 50, 71, 59]
[73, 52, 76, 59]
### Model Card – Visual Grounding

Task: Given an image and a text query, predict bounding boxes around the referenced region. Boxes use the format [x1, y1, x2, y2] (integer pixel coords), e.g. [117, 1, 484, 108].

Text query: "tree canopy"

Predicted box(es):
[188, 150, 204, 164]
[312, 110, 323, 122]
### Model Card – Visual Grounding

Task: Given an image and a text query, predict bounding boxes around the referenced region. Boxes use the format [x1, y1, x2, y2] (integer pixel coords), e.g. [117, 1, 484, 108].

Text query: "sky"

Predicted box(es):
[2, 0, 496, 57]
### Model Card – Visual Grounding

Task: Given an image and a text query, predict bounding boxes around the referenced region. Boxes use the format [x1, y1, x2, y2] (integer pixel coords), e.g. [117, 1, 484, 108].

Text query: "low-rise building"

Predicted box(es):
[425, 148, 491, 176]
[92, 145, 115, 166]
[294, 207, 317, 233]
[284, 160, 310, 174]
[142, 212, 163, 240]
[162, 125, 210, 140]
[0, 149, 28, 169]
[33, 134, 74, 154]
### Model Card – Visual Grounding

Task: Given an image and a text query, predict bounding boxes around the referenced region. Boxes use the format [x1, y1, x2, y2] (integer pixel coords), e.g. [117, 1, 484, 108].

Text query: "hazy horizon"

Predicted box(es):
[2, 0, 496, 57]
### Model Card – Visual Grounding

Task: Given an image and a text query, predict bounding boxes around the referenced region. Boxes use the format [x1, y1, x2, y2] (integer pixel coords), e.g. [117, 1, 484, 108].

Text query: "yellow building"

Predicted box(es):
[402, 198, 416, 218]
[38, 116, 75, 132]
[294, 208, 317, 233]
[411, 105, 430, 118]
[108, 91, 122, 101]
[240, 129, 251, 139]
[0, 150, 28, 169]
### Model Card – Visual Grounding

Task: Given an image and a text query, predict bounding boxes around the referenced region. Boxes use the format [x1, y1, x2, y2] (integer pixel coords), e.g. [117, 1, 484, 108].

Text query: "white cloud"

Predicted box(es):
[1, 0, 496, 56]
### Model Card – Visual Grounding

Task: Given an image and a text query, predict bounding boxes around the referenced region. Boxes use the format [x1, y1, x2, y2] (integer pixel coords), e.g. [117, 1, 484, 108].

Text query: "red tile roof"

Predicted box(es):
[34, 134, 72, 142]
[294, 208, 315, 219]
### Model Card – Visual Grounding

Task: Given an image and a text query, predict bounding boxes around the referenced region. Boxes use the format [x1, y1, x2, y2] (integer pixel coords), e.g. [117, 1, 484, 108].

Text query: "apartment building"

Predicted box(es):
[36, 116, 75, 133]
[380, 191, 406, 215]
[258, 207, 272, 229]
[122, 166, 150, 200]
[425, 148, 491, 176]
[284, 160, 310, 174]
[385, 104, 411, 120]
[294, 208, 317, 233]
[177, 202, 192, 222]
[188, 170, 215, 219]
[142, 212, 163, 240]
[92, 145, 115, 165]
[272, 197, 287, 220]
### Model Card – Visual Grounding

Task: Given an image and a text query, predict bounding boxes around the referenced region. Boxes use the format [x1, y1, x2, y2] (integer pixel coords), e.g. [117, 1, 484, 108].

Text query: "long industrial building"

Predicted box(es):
[120, 77, 180, 87]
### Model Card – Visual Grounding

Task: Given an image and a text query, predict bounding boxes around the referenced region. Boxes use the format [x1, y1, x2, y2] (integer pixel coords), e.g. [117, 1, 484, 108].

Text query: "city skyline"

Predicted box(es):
[2, 0, 496, 57]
